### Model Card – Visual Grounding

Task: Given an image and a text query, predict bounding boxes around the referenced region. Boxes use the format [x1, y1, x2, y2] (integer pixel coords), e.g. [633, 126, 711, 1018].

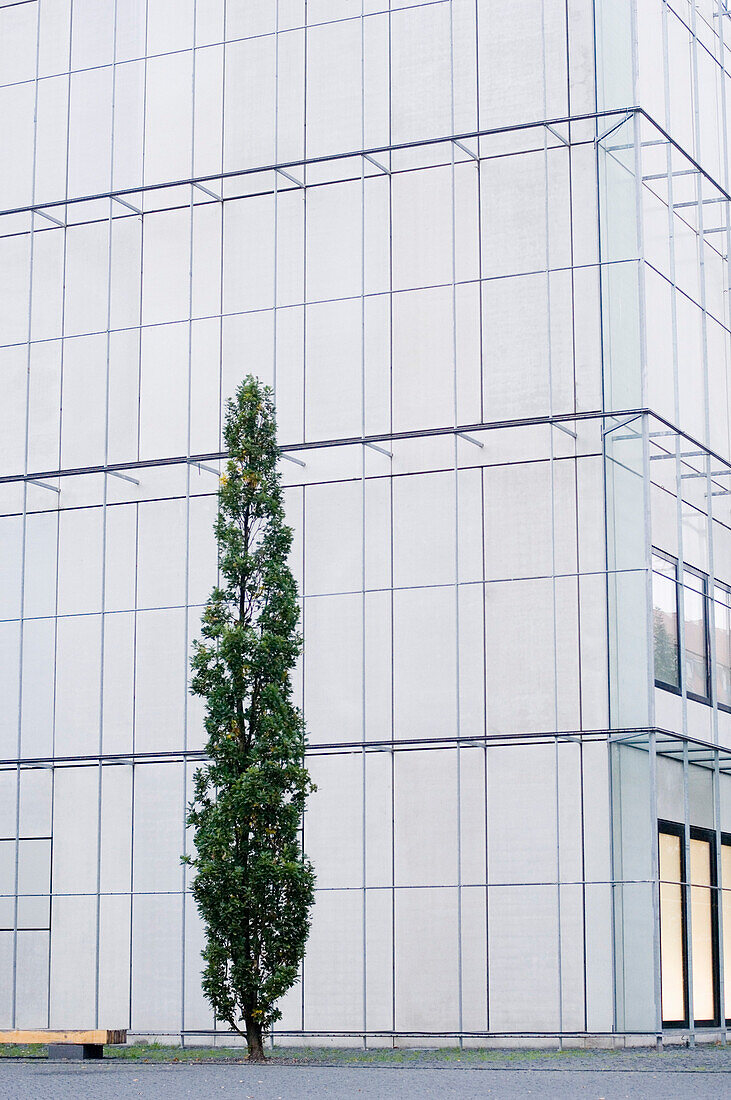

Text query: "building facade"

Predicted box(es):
[1, 0, 731, 1045]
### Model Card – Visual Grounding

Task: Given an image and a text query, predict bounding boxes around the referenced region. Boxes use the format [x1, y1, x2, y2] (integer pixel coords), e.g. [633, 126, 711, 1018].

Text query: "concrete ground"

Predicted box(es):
[0, 1047, 730, 1099]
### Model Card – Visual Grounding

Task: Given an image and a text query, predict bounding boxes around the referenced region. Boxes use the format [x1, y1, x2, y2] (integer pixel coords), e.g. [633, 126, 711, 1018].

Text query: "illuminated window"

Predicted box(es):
[658, 822, 720, 1028]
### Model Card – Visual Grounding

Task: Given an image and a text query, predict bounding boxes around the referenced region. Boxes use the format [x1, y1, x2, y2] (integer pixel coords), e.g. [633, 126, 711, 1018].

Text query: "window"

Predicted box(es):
[658, 821, 720, 1028]
[659, 826, 686, 1024]
[683, 567, 710, 703]
[713, 583, 731, 711]
[652, 552, 711, 705]
[653, 551, 680, 692]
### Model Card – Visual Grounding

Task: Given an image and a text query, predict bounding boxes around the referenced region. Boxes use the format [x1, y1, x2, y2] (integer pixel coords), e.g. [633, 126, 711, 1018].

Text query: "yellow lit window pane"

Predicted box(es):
[659, 832, 685, 1022]
[690, 839, 715, 1022]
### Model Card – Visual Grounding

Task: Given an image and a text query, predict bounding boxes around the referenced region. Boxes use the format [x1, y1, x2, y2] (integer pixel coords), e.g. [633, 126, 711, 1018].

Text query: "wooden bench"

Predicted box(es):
[0, 1029, 127, 1060]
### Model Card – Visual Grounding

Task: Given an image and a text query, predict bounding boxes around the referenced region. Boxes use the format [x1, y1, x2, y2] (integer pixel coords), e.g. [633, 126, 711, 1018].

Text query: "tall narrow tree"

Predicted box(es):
[184, 376, 315, 1062]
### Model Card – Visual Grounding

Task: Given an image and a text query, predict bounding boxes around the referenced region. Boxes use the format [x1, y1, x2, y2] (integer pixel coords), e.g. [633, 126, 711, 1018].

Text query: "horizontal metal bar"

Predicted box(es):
[192, 182, 221, 202]
[276, 168, 304, 188]
[363, 441, 392, 458]
[452, 138, 479, 162]
[595, 111, 634, 145]
[0, 108, 630, 220]
[603, 413, 642, 437]
[552, 422, 577, 440]
[674, 197, 728, 209]
[112, 196, 142, 215]
[107, 470, 140, 486]
[27, 479, 60, 494]
[34, 209, 65, 228]
[363, 153, 391, 175]
[2, 727, 727, 771]
[456, 432, 484, 448]
[545, 123, 570, 147]
[188, 460, 219, 476]
[0, 408, 644, 487]
[280, 453, 306, 467]
[643, 169, 697, 181]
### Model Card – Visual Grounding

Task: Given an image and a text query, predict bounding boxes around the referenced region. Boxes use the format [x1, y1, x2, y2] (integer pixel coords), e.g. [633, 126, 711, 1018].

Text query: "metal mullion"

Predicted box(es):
[480, 458, 489, 1032]
[299, 0, 309, 1038]
[43, 0, 76, 1029]
[683, 739, 696, 1042]
[660, 0, 690, 755]
[387, 0, 395, 1045]
[12, 0, 44, 1033]
[564, 2, 589, 1018]
[93, 0, 121, 1033]
[712, 749, 727, 1039]
[128, 0, 151, 1034]
[688, 0, 721, 752]
[448, 0, 463, 1049]
[541, 1, 571, 1041]
[179, 3, 198, 1046]
[359, 0, 367, 1049]
[210, 14, 226, 1051]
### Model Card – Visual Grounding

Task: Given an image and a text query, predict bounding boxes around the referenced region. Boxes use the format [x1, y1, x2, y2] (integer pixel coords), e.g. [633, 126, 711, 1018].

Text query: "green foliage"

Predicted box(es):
[184, 376, 315, 1057]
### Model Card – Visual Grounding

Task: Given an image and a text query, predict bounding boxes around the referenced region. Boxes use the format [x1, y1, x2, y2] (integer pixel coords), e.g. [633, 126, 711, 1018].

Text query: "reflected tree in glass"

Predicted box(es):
[653, 554, 680, 690]
[183, 377, 316, 1062]
[654, 606, 679, 688]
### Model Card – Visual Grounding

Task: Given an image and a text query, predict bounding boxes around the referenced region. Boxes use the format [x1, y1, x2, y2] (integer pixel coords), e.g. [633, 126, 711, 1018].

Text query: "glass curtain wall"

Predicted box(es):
[7, 0, 731, 1044]
[600, 0, 731, 1040]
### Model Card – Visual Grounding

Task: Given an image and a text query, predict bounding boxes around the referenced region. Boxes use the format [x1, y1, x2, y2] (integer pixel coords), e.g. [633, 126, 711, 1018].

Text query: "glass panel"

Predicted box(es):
[714, 586, 731, 709]
[684, 570, 710, 701]
[722, 845, 731, 1023]
[689, 837, 715, 1023]
[653, 554, 680, 689]
[659, 831, 685, 1023]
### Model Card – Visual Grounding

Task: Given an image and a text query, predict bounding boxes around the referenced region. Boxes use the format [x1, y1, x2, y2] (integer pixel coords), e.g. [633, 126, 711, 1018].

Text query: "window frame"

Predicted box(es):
[658, 820, 721, 1029]
[651, 550, 714, 707]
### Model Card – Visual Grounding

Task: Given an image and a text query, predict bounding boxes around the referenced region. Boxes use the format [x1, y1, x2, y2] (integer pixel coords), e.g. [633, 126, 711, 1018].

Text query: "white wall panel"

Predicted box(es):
[131, 894, 182, 1031]
[393, 586, 456, 741]
[304, 890, 363, 1031]
[50, 895, 96, 1027]
[488, 886, 560, 1031]
[394, 749, 458, 888]
[394, 887, 459, 1032]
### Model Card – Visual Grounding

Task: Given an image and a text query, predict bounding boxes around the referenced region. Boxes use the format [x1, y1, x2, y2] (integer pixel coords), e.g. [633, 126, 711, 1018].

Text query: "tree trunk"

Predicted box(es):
[245, 1017, 266, 1062]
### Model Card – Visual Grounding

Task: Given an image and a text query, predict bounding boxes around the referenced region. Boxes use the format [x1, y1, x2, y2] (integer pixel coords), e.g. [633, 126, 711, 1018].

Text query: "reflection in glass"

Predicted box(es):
[659, 831, 685, 1023]
[683, 570, 709, 701]
[714, 586, 731, 709]
[690, 838, 715, 1023]
[653, 553, 680, 689]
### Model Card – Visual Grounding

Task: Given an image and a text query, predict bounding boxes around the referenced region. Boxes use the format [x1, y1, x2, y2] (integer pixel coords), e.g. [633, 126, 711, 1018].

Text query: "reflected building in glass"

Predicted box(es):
[2, 0, 731, 1045]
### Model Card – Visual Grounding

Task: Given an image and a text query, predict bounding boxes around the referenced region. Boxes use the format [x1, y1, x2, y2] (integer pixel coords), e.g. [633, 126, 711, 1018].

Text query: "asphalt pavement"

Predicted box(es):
[0, 1056, 730, 1100]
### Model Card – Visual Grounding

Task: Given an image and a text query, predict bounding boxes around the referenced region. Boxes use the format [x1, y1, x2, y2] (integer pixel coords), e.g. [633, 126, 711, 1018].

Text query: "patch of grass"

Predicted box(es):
[2, 1041, 729, 1065]
[0, 1045, 45, 1059]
